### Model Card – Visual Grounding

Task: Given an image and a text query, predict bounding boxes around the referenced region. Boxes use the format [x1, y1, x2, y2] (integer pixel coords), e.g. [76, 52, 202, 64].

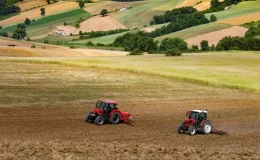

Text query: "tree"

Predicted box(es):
[0, 26, 2, 29]
[12, 23, 27, 40]
[79, 1, 85, 9]
[210, 0, 220, 7]
[210, 14, 217, 22]
[24, 17, 31, 25]
[100, 9, 108, 17]
[40, 8, 45, 16]
[200, 40, 209, 51]
[190, 45, 199, 52]
[159, 38, 188, 52]
[46, 0, 50, 4]
[165, 48, 182, 56]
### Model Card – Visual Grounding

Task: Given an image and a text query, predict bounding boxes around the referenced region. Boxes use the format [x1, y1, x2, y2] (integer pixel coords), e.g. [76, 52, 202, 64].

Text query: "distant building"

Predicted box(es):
[55, 29, 67, 36]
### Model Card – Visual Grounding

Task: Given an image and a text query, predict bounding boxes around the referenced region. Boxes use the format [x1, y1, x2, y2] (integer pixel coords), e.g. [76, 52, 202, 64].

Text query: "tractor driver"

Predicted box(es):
[104, 104, 112, 117]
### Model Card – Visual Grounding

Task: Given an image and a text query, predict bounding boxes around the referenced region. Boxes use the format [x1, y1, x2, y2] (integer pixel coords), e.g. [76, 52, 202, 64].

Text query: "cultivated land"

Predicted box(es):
[205, 1, 260, 21]
[113, 0, 182, 29]
[2, 9, 91, 38]
[220, 12, 260, 25]
[0, 1, 79, 27]
[0, 59, 259, 159]
[84, 1, 129, 15]
[185, 26, 248, 47]
[17, 0, 47, 11]
[79, 16, 127, 32]
[155, 22, 233, 41]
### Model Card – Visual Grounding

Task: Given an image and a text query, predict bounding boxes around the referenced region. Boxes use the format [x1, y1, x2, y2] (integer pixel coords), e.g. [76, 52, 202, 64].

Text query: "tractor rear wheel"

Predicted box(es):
[188, 126, 196, 136]
[95, 116, 105, 125]
[109, 112, 121, 124]
[177, 124, 185, 134]
[202, 121, 212, 134]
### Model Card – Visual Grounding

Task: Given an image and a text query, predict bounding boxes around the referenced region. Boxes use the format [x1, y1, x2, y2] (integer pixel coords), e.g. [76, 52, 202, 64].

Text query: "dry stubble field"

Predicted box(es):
[0, 61, 260, 159]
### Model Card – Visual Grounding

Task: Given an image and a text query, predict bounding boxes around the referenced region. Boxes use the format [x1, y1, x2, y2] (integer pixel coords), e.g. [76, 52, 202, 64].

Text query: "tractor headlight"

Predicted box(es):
[90, 114, 95, 116]
[129, 116, 133, 121]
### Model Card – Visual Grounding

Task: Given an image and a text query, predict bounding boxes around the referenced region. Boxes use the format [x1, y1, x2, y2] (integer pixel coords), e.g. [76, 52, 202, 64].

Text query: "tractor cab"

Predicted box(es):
[187, 110, 208, 122]
[95, 100, 118, 114]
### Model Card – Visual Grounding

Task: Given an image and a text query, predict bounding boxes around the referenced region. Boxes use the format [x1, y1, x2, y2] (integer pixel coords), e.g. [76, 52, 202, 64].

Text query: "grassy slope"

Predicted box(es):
[2, 9, 91, 37]
[3, 52, 260, 92]
[205, 1, 260, 21]
[155, 22, 233, 41]
[71, 31, 129, 44]
[114, 0, 182, 29]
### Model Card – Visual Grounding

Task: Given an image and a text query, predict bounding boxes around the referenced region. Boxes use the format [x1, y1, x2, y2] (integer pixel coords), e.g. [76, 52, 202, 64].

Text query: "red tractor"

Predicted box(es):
[177, 110, 212, 135]
[85, 100, 133, 125]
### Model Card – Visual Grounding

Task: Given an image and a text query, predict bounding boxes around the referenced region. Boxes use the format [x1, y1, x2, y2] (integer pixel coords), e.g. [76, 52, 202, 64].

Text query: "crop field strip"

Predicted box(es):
[1, 52, 260, 92]
[2, 9, 91, 37]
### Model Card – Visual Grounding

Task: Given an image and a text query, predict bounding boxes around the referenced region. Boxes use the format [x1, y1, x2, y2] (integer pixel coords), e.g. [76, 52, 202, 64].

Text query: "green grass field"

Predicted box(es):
[71, 31, 129, 45]
[155, 22, 233, 41]
[3, 52, 260, 92]
[2, 9, 91, 37]
[114, 0, 182, 29]
[205, 1, 260, 21]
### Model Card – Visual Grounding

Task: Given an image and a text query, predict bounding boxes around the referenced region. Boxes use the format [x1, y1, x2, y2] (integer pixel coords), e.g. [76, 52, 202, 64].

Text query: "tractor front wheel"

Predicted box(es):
[85, 112, 92, 122]
[95, 116, 105, 125]
[177, 124, 185, 134]
[202, 121, 212, 134]
[109, 112, 121, 124]
[188, 126, 196, 136]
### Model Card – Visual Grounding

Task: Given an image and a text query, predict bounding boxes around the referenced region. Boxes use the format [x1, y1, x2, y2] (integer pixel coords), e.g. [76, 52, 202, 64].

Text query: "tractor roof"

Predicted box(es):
[190, 110, 208, 113]
[101, 100, 118, 105]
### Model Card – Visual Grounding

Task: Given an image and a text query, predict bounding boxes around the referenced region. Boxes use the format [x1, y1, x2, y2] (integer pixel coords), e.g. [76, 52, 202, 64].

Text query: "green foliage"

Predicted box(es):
[64, 22, 67, 26]
[190, 45, 200, 52]
[101, 9, 108, 16]
[31, 45, 36, 48]
[0, 0, 21, 17]
[216, 36, 260, 51]
[0, 31, 8, 37]
[245, 24, 260, 38]
[75, 23, 80, 28]
[46, 0, 51, 4]
[159, 38, 188, 52]
[79, 1, 85, 9]
[210, 14, 217, 22]
[204, 0, 241, 13]
[44, 40, 49, 44]
[26, 37, 30, 41]
[24, 18, 31, 25]
[200, 40, 209, 52]
[11, 23, 27, 40]
[150, 7, 197, 25]
[40, 8, 45, 16]
[150, 11, 209, 38]
[165, 48, 182, 56]
[129, 49, 143, 55]
[86, 41, 94, 46]
[79, 29, 129, 39]
[113, 31, 158, 53]
[70, 45, 76, 49]
[0, 26, 2, 29]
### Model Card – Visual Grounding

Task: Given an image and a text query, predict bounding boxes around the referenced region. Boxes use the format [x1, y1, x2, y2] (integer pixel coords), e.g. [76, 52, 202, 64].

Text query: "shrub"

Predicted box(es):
[86, 41, 94, 46]
[97, 43, 105, 46]
[70, 45, 76, 49]
[44, 40, 49, 44]
[160, 38, 188, 52]
[210, 14, 217, 22]
[26, 37, 30, 41]
[64, 22, 67, 26]
[31, 45, 36, 48]
[129, 49, 143, 55]
[165, 48, 182, 56]
[0, 31, 8, 37]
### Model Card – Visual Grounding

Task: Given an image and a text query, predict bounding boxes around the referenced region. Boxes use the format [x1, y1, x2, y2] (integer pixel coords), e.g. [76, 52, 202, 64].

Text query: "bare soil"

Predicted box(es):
[18, 0, 47, 11]
[185, 26, 248, 47]
[79, 15, 127, 32]
[220, 12, 260, 25]
[84, 1, 129, 15]
[0, 62, 259, 159]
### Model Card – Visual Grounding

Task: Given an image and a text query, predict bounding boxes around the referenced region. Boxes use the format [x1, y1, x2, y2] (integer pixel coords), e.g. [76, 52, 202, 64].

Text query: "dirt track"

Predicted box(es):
[0, 62, 260, 159]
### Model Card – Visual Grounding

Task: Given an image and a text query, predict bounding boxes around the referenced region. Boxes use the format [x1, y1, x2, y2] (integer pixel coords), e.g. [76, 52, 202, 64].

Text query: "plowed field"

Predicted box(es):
[0, 61, 259, 159]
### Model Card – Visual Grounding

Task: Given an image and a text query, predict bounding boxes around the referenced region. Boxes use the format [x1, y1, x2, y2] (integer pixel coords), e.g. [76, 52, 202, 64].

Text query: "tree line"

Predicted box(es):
[0, 0, 22, 16]
[79, 29, 129, 39]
